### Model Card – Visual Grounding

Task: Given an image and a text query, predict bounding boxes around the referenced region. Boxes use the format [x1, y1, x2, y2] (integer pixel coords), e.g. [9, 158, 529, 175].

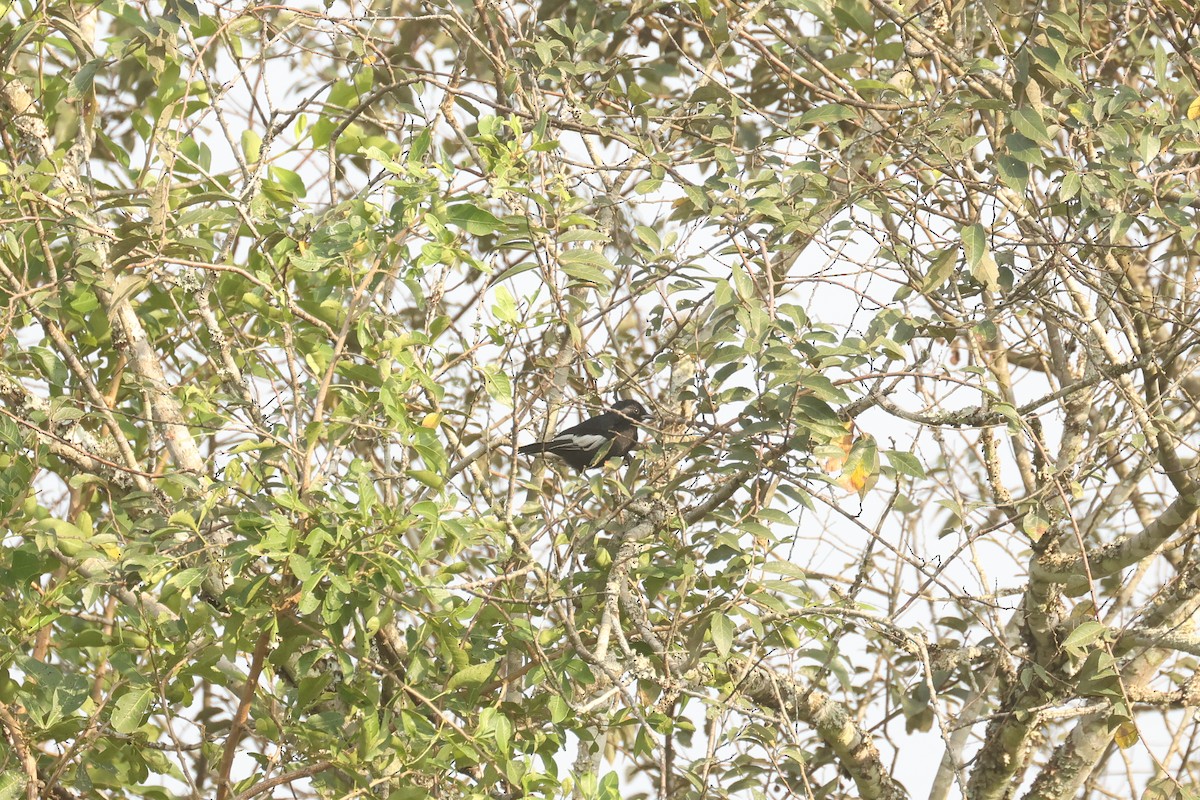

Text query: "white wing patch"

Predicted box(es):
[553, 434, 609, 453]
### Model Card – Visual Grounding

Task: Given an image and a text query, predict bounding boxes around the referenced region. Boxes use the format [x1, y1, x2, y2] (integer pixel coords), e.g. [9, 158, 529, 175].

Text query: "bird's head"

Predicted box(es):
[612, 399, 650, 423]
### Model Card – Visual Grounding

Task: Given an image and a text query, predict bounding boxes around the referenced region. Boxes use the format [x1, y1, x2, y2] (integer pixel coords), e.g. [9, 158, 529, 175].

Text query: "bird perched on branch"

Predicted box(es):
[518, 399, 650, 471]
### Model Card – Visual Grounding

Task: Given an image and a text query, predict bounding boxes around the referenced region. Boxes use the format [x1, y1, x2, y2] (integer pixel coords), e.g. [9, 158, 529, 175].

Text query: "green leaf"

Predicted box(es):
[625, 82, 651, 105]
[1062, 620, 1106, 655]
[0, 772, 26, 800]
[1109, 212, 1134, 242]
[407, 127, 432, 162]
[408, 469, 444, 489]
[731, 263, 756, 301]
[795, 104, 855, 127]
[711, 613, 735, 657]
[885, 450, 925, 479]
[446, 204, 502, 235]
[1012, 107, 1051, 145]
[599, 771, 621, 800]
[548, 695, 569, 723]
[634, 226, 661, 251]
[761, 561, 810, 580]
[997, 156, 1029, 193]
[70, 59, 105, 100]
[271, 166, 307, 199]
[1060, 172, 1081, 201]
[1139, 132, 1161, 164]
[445, 659, 498, 692]
[241, 129, 262, 162]
[480, 365, 513, 407]
[793, 396, 847, 440]
[165, 567, 207, 591]
[850, 78, 894, 92]
[680, 183, 710, 211]
[1076, 649, 1120, 697]
[111, 687, 154, 734]
[558, 229, 608, 244]
[922, 248, 957, 292]
[493, 261, 540, 283]
[634, 178, 663, 195]
[961, 223, 999, 291]
[1005, 133, 1045, 168]
[492, 285, 518, 324]
[559, 248, 613, 288]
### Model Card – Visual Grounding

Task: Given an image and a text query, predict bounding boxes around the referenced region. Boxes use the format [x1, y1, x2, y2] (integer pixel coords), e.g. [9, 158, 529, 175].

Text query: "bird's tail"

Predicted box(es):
[517, 442, 548, 455]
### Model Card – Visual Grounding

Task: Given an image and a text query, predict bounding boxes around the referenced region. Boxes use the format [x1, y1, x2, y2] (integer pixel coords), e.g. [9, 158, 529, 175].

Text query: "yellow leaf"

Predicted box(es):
[836, 462, 872, 494]
[823, 428, 854, 474]
[1188, 96, 1200, 120]
[98, 538, 124, 560]
[834, 435, 879, 498]
[1114, 720, 1138, 749]
[1022, 504, 1051, 542]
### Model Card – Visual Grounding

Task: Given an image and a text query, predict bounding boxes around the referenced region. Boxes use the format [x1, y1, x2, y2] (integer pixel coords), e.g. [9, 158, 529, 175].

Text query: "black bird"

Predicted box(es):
[518, 399, 650, 471]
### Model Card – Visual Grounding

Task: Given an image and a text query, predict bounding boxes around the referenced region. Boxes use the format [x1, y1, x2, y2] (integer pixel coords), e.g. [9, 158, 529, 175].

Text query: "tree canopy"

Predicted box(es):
[2, 0, 1200, 798]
